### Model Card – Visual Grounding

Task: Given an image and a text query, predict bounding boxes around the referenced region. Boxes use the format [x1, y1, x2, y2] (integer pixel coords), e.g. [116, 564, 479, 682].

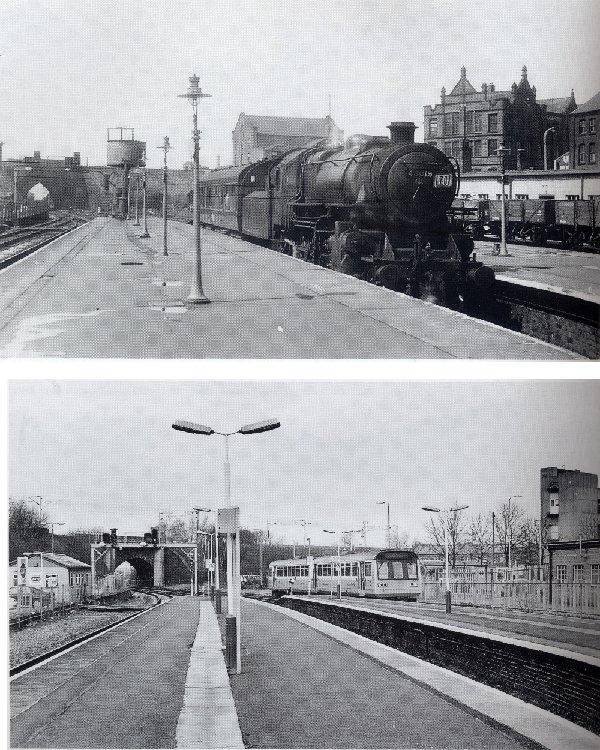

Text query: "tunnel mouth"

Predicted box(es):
[122, 556, 154, 587]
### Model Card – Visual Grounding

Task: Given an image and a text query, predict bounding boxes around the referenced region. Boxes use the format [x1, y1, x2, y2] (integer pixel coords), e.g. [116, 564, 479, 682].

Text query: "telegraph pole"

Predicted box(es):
[157, 136, 172, 256]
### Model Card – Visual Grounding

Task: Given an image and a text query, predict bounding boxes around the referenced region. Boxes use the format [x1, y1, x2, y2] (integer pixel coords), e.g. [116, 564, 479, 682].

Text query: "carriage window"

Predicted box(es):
[364, 563, 372, 577]
[406, 562, 418, 579]
[377, 561, 390, 579]
[352, 563, 358, 576]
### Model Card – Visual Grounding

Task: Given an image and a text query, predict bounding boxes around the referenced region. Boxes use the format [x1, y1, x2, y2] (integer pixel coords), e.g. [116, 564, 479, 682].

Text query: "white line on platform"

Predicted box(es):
[251, 599, 600, 750]
[175, 600, 244, 749]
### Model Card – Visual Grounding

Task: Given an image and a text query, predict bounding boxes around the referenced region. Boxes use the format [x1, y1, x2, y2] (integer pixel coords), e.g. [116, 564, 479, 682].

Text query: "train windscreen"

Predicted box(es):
[377, 559, 418, 580]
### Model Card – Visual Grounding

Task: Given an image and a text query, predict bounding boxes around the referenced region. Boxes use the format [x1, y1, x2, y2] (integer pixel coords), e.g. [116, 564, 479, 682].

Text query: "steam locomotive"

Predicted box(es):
[198, 121, 495, 311]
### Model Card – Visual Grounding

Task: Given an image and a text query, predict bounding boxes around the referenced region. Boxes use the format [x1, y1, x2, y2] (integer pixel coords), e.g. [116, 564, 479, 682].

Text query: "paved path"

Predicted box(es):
[230, 598, 535, 748]
[0, 217, 577, 358]
[298, 595, 600, 660]
[477, 240, 600, 301]
[10, 596, 204, 748]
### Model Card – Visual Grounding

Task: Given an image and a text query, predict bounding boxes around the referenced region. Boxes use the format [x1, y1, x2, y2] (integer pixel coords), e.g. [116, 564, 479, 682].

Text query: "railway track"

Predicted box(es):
[10, 590, 169, 678]
[0, 216, 82, 270]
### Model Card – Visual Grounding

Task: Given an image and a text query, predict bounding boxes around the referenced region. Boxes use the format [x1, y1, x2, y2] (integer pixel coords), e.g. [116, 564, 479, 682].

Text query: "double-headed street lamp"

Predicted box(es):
[178, 74, 211, 304]
[172, 417, 280, 674]
[421, 504, 469, 613]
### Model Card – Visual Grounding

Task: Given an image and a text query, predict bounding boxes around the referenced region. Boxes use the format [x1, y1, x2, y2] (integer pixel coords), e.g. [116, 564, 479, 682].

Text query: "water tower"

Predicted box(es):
[106, 127, 146, 219]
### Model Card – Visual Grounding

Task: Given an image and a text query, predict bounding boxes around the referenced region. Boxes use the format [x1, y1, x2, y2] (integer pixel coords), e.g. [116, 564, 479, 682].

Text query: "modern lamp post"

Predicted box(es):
[421, 504, 469, 613]
[377, 501, 391, 548]
[497, 144, 510, 257]
[157, 136, 172, 256]
[172, 417, 280, 673]
[178, 74, 211, 304]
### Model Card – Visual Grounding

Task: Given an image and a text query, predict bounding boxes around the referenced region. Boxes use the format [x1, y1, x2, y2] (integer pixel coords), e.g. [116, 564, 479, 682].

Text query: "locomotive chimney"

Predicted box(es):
[388, 121, 416, 144]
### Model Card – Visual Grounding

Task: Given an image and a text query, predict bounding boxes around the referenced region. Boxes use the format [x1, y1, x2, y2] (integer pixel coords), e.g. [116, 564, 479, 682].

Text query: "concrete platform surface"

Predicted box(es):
[478, 239, 600, 302]
[301, 594, 600, 659]
[229, 597, 543, 749]
[10, 595, 238, 749]
[0, 217, 579, 358]
[248, 599, 599, 750]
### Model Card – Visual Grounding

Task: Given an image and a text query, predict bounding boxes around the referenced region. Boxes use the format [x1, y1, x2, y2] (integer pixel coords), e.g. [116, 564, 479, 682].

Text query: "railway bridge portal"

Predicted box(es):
[91, 540, 198, 593]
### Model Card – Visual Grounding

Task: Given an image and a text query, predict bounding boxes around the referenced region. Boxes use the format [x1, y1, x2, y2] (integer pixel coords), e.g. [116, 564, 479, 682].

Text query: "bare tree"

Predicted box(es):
[425, 510, 467, 568]
[514, 518, 539, 566]
[469, 514, 492, 564]
[494, 501, 525, 567]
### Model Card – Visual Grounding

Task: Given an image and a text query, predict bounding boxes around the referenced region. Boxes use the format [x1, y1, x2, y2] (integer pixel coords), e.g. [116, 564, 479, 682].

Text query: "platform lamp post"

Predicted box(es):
[172, 417, 280, 674]
[178, 74, 211, 304]
[140, 168, 150, 238]
[195, 506, 217, 593]
[133, 172, 140, 226]
[157, 136, 172, 256]
[507, 495, 522, 571]
[48, 521, 65, 553]
[421, 504, 469, 613]
[497, 144, 510, 257]
[377, 501, 391, 548]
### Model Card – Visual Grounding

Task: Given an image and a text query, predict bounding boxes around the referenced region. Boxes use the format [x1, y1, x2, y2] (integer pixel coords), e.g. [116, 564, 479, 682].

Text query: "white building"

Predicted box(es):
[9, 552, 91, 590]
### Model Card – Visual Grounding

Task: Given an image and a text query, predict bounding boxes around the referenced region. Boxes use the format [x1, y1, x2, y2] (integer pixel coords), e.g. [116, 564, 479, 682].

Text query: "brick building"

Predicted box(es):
[232, 113, 343, 166]
[569, 90, 599, 170]
[547, 539, 600, 585]
[540, 467, 600, 543]
[424, 66, 575, 172]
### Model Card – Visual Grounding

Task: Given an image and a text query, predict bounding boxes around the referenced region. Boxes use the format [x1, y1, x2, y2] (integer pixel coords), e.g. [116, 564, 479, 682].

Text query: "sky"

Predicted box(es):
[8, 380, 600, 545]
[1, 0, 599, 169]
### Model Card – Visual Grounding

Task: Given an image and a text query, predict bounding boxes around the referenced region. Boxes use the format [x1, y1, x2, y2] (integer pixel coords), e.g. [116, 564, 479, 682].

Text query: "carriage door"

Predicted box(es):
[359, 562, 366, 595]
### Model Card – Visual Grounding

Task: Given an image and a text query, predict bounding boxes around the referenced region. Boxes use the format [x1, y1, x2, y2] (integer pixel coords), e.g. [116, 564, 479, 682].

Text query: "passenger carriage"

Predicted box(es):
[269, 549, 421, 601]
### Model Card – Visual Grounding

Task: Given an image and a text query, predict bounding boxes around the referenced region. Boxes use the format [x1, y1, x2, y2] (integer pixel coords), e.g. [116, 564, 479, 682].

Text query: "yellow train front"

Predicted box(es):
[269, 549, 421, 601]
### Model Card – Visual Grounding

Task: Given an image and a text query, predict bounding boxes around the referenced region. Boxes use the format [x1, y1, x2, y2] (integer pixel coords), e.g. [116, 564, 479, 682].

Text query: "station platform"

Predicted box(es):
[231, 597, 598, 749]
[288, 594, 600, 660]
[478, 239, 600, 302]
[0, 216, 579, 358]
[10, 595, 242, 749]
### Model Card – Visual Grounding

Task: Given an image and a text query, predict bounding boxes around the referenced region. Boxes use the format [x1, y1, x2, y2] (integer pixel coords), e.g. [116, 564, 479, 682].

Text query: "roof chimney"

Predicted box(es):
[388, 121, 416, 144]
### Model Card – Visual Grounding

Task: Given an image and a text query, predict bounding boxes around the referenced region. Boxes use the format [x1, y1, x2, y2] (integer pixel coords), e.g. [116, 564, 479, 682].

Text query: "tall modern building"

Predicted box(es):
[232, 113, 343, 166]
[424, 66, 575, 172]
[540, 467, 600, 542]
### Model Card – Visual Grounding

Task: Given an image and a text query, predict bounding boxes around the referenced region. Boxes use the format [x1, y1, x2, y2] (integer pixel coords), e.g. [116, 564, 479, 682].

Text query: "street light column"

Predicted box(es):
[140, 169, 150, 238]
[497, 144, 510, 257]
[133, 174, 140, 226]
[179, 74, 211, 304]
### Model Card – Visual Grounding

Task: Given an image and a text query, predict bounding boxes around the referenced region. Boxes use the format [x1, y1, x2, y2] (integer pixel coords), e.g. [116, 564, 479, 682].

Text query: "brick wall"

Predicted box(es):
[277, 597, 600, 734]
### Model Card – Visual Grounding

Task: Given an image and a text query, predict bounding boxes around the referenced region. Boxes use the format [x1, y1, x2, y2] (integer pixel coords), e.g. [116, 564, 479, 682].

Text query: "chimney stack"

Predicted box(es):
[387, 121, 416, 144]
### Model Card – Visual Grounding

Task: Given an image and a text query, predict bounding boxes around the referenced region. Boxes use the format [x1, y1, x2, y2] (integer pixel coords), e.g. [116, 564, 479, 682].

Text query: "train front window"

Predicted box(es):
[377, 559, 418, 579]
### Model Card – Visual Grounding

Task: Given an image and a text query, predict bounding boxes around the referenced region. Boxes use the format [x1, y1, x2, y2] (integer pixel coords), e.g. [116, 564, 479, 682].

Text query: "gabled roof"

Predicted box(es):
[449, 66, 477, 97]
[239, 114, 334, 137]
[539, 96, 575, 114]
[10, 552, 91, 569]
[573, 91, 600, 115]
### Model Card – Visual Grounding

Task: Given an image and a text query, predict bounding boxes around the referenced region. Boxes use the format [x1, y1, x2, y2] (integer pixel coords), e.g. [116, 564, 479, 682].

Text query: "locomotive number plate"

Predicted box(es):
[433, 174, 452, 188]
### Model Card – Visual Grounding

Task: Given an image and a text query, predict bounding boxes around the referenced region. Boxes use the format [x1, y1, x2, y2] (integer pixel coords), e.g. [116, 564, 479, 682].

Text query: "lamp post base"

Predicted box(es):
[187, 291, 211, 304]
[133, 221, 140, 227]
[140, 232, 150, 239]
[445, 590, 452, 613]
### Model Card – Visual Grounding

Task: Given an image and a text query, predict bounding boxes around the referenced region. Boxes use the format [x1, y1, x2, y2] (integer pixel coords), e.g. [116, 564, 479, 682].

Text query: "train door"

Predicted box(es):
[358, 562, 366, 596]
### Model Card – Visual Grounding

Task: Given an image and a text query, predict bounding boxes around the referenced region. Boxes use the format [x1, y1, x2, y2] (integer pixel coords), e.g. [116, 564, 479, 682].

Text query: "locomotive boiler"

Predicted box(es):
[198, 121, 496, 311]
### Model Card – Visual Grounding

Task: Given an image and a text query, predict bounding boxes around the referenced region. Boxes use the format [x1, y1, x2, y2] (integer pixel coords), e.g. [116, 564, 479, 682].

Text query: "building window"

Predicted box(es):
[429, 119, 438, 137]
[451, 141, 461, 158]
[443, 142, 451, 156]
[478, 193, 489, 199]
[473, 140, 482, 157]
[591, 564, 600, 583]
[556, 564, 567, 583]
[488, 113, 499, 133]
[473, 112, 482, 133]
[515, 194, 529, 199]
[466, 111, 474, 134]
[539, 194, 555, 200]
[445, 112, 459, 136]
[578, 119, 586, 135]
[488, 139, 498, 157]
[573, 564, 585, 582]
[548, 524, 558, 540]
[590, 118, 597, 135]
[589, 142, 596, 164]
[578, 144, 586, 164]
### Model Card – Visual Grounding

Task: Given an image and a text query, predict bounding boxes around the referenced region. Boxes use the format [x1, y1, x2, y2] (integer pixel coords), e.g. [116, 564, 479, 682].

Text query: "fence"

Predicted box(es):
[421, 580, 600, 614]
[9, 584, 89, 626]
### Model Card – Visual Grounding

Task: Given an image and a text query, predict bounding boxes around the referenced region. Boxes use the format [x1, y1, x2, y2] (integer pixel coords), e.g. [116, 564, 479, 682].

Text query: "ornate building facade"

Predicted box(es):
[424, 67, 576, 172]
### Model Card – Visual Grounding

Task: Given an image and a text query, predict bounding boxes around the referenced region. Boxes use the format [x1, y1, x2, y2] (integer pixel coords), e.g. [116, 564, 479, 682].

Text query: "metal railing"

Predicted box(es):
[421, 580, 600, 614]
